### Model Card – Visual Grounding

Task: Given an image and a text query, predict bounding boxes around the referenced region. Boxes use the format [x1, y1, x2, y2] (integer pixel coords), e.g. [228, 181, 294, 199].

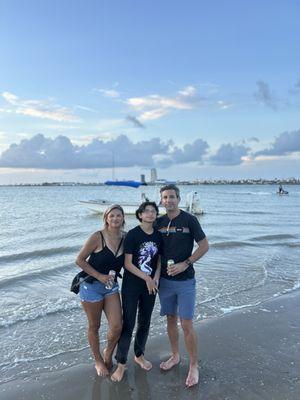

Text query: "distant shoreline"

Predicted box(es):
[0, 179, 299, 187]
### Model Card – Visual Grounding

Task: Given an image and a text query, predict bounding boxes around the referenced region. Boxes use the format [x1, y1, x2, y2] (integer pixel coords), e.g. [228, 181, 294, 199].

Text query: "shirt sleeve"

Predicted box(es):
[189, 215, 206, 242]
[124, 229, 136, 254]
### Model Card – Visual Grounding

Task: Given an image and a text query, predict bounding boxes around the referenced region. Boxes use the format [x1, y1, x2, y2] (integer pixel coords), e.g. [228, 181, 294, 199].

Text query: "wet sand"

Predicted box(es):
[1, 291, 299, 400]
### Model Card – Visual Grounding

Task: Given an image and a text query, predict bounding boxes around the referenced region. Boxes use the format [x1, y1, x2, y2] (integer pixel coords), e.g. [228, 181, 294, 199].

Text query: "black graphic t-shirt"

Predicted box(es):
[123, 225, 163, 286]
[155, 210, 206, 281]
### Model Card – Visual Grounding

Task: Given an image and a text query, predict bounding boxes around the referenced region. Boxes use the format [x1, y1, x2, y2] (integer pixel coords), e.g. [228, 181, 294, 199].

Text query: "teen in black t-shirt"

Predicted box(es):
[111, 202, 162, 382]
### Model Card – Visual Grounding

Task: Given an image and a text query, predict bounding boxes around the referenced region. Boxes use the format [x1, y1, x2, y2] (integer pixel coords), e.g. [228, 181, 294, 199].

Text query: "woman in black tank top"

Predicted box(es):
[76, 204, 125, 377]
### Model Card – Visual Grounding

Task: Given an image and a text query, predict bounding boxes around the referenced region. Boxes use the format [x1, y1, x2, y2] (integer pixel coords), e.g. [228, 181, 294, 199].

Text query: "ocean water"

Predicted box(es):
[0, 184, 300, 384]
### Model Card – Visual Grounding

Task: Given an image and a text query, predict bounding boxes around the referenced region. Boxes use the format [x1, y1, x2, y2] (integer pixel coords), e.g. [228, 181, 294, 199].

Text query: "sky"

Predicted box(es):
[0, 0, 300, 184]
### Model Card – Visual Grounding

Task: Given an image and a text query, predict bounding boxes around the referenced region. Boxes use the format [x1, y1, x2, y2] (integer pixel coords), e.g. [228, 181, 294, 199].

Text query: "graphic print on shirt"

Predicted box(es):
[138, 241, 158, 275]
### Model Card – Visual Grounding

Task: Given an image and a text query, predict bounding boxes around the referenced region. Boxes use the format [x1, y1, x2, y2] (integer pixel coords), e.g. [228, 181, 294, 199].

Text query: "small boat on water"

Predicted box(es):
[277, 185, 289, 195]
[79, 191, 204, 215]
[104, 180, 146, 188]
[277, 190, 289, 195]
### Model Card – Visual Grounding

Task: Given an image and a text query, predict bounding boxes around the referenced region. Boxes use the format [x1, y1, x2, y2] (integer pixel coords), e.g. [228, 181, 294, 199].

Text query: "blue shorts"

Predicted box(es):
[79, 280, 119, 302]
[158, 277, 196, 320]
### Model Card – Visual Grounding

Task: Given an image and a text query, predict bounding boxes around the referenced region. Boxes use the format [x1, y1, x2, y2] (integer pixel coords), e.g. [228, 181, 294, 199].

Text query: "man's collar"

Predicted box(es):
[166, 209, 181, 220]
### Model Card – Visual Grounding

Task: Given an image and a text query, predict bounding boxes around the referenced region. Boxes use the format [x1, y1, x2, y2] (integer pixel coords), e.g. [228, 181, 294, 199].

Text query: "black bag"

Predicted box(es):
[70, 271, 91, 294]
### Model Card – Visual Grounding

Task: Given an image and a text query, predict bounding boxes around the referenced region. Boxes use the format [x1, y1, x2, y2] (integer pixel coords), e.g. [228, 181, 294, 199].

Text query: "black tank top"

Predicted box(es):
[88, 232, 124, 281]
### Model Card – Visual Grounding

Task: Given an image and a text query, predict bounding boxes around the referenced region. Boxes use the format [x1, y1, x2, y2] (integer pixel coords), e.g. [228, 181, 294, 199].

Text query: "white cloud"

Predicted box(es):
[178, 85, 197, 97]
[75, 105, 97, 113]
[1, 91, 79, 122]
[139, 108, 169, 121]
[126, 86, 199, 121]
[96, 89, 120, 98]
[2, 92, 19, 104]
[217, 100, 233, 110]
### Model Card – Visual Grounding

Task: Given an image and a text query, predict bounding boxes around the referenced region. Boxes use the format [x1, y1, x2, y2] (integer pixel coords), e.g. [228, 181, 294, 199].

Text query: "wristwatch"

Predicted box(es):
[184, 258, 192, 267]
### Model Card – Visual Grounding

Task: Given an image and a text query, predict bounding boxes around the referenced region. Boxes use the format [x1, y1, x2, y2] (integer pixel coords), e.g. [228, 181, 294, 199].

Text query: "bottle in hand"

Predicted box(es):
[167, 259, 175, 275]
[105, 270, 116, 289]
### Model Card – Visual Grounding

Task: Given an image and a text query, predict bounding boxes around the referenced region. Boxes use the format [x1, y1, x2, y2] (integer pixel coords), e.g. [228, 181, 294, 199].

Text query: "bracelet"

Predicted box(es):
[184, 258, 192, 267]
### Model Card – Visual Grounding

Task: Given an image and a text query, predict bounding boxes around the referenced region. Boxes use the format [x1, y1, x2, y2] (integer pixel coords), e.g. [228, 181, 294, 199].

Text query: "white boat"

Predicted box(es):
[79, 191, 204, 215]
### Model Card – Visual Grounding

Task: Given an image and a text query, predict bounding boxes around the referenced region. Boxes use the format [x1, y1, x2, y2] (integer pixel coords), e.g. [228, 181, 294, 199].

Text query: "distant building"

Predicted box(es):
[140, 174, 146, 184]
[150, 168, 157, 182]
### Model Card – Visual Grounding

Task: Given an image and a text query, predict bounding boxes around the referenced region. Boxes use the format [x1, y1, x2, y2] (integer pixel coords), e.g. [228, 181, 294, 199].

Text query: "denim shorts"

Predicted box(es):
[158, 277, 196, 320]
[79, 280, 119, 302]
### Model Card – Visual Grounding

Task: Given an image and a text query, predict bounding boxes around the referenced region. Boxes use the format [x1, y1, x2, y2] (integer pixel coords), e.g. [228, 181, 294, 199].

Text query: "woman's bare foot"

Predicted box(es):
[103, 348, 113, 370]
[95, 360, 109, 377]
[185, 364, 199, 387]
[160, 354, 180, 371]
[134, 355, 152, 371]
[111, 363, 126, 382]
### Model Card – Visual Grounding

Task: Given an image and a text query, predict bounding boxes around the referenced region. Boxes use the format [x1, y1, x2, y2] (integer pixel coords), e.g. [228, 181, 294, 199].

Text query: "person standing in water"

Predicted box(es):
[76, 205, 125, 377]
[111, 201, 162, 382]
[156, 184, 209, 388]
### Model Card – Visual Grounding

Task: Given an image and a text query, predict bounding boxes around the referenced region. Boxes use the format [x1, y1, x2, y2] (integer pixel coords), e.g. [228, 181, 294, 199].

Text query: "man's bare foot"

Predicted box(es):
[185, 364, 199, 387]
[160, 354, 180, 371]
[103, 348, 113, 370]
[95, 360, 109, 377]
[134, 355, 152, 371]
[111, 363, 126, 382]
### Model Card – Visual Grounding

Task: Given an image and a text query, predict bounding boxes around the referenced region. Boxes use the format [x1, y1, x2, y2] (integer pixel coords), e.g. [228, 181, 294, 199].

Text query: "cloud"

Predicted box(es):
[178, 86, 197, 97]
[289, 79, 300, 95]
[171, 139, 209, 163]
[96, 89, 120, 98]
[155, 138, 209, 168]
[209, 143, 249, 165]
[0, 133, 170, 169]
[217, 100, 233, 110]
[126, 86, 199, 121]
[0, 133, 211, 170]
[248, 136, 260, 143]
[75, 105, 97, 113]
[254, 130, 300, 157]
[1, 92, 79, 122]
[139, 108, 169, 121]
[254, 81, 278, 110]
[126, 115, 145, 129]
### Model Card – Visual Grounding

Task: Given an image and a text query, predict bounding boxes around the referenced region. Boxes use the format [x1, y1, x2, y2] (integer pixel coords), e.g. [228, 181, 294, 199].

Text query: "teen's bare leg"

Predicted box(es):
[160, 315, 181, 370]
[103, 293, 122, 370]
[82, 300, 108, 377]
[181, 318, 198, 387]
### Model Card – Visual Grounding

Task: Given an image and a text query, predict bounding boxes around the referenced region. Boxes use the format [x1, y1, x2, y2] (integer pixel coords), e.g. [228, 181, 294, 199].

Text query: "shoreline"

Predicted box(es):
[1, 182, 300, 187]
[1, 291, 300, 400]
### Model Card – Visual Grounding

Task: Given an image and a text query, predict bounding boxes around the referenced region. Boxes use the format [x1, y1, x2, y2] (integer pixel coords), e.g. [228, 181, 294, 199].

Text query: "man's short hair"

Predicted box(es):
[160, 184, 180, 198]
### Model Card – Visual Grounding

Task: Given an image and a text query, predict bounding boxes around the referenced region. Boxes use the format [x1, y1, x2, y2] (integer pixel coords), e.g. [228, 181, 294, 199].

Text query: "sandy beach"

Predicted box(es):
[1, 290, 299, 400]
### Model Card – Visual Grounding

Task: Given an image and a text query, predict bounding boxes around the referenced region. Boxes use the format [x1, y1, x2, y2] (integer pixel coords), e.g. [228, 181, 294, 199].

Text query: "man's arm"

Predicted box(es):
[167, 237, 209, 277]
[186, 237, 209, 264]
